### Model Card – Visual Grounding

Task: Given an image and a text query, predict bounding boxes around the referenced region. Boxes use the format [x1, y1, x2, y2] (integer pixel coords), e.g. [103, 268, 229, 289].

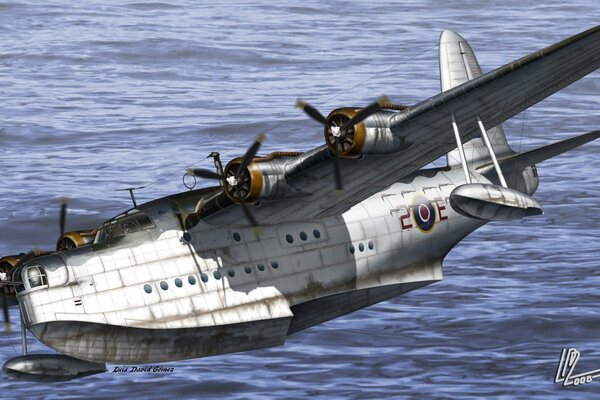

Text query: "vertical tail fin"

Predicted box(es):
[439, 29, 541, 194]
[439, 30, 515, 167]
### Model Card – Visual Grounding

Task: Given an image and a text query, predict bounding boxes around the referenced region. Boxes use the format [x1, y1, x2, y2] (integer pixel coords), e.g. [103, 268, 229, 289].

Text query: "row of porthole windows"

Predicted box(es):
[349, 240, 375, 254]
[143, 261, 280, 293]
[143, 275, 197, 293]
[204, 260, 280, 281]
[232, 229, 322, 244]
[286, 229, 321, 244]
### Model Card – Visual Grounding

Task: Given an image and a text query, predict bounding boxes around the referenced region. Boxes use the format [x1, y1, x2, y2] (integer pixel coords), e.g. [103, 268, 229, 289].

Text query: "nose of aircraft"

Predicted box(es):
[18, 254, 69, 292]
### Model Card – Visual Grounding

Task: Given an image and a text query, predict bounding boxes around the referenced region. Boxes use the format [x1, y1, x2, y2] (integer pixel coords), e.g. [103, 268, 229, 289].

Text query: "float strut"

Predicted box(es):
[451, 113, 472, 184]
[20, 308, 27, 356]
[476, 114, 508, 188]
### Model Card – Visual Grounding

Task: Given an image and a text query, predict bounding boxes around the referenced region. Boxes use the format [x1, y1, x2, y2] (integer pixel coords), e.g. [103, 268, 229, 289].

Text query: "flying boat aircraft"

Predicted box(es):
[1, 26, 599, 381]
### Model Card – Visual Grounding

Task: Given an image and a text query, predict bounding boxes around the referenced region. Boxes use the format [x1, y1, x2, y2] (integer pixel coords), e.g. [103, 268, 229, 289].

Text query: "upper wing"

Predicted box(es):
[205, 25, 600, 226]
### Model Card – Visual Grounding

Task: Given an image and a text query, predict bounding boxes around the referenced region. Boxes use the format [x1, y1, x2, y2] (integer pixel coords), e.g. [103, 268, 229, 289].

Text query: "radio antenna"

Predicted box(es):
[116, 186, 145, 208]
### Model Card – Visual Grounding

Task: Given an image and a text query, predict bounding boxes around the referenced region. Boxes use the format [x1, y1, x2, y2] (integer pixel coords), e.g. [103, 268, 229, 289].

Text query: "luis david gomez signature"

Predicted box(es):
[555, 348, 600, 387]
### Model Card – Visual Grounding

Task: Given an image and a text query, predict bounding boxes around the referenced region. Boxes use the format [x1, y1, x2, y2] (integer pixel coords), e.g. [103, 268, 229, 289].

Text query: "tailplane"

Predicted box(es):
[494, 130, 600, 171]
[478, 130, 600, 193]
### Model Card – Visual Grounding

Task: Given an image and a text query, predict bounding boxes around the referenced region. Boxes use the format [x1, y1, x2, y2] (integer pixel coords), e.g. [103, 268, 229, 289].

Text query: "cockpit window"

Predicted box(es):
[26, 265, 47, 289]
[95, 213, 155, 244]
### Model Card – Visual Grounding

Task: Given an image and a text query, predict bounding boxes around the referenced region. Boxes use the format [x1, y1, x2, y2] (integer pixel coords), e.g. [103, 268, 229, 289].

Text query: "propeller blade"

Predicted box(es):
[332, 137, 344, 193]
[236, 133, 265, 178]
[240, 201, 259, 228]
[234, 186, 259, 228]
[187, 168, 223, 181]
[295, 99, 331, 128]
[2, 293, 9, 331]
[340, 95, 389, 132]
[59, 198, 68, 237]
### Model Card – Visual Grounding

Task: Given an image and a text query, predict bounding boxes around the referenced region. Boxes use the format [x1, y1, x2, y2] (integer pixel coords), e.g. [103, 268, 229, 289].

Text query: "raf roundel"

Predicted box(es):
[411, 198, 436, 233]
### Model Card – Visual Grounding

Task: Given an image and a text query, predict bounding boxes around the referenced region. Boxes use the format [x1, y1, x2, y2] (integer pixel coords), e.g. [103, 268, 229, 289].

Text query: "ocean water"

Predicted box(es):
[1, 1, 599, 398]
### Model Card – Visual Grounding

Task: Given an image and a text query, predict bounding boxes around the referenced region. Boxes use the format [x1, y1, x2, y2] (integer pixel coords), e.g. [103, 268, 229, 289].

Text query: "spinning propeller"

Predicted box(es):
[295, 96, 389, 193]
[187, 133, 265, 229]
[1, 198, 69, 330]
[56, 198, 77, 250]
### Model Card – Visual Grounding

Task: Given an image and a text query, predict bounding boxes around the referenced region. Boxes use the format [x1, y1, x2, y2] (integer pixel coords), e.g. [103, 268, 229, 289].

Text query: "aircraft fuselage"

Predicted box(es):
[18, 167, 491, 363]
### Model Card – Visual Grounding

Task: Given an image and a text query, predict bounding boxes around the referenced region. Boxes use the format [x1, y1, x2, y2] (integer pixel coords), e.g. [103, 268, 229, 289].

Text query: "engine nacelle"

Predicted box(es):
[223, 152, 304, 204]
[56, 229, 96, 251]
[324, 108, 407, 157]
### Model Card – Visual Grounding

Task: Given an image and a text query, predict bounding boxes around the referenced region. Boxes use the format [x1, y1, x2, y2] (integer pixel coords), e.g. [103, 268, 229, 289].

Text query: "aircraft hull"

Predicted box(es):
[19, 168, 485, 364]
[29, 316, 292, 364]
[28, 277, 440, 364]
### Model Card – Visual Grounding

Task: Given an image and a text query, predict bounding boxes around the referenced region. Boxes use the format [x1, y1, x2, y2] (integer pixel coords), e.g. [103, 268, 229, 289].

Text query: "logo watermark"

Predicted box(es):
[555, 348, 600, 387]
[112, 365, 175, 373]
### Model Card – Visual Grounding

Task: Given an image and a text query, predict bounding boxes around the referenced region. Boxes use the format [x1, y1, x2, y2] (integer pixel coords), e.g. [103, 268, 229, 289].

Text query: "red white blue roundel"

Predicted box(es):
[411, 197, 436, 232]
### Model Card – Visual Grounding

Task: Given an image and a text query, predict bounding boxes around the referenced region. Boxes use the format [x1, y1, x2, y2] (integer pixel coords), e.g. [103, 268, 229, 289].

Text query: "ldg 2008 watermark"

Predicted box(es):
[555, 348, 600, 387]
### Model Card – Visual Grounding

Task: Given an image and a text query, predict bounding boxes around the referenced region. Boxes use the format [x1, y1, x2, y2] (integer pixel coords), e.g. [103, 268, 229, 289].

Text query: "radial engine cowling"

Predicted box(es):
[325, 108, 407, 157]
[0, 255, 20, 274]
[56, 229, 96, 251]
[223, 152, 304, 204]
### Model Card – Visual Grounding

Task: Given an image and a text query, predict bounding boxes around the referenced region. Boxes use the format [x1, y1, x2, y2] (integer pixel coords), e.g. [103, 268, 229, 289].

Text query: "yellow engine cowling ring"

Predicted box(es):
[324, 108, 366, 158]
[0, 255, 19, 273]
[222, 158, 263, 204]
[1, 255, 20, 295]
[56, 230, 96, 251]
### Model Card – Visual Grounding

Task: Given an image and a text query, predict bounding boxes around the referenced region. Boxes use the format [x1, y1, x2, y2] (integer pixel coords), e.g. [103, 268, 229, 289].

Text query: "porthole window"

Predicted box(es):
[257, 263, 265, 272]
[359, 243, 365, 252]
[214, 271, 222, 280]
[188, 275, 197, 285]
[244, 266, 252, 274]
[160, 281, 169, 290]
[143, 284, 152, 294]
[200, 273, 208, 283]
[271, 260, 279, 269]
[299, 231, 307, 241]
[313, 229, 321, 239]
[232, 232, 241, 242]
[227, 268, 235, 277]
[286, 234, 294, 244]
[349, 245, 355, 254]
[368, 240, 374, 250]
[174, 278, 183, 288]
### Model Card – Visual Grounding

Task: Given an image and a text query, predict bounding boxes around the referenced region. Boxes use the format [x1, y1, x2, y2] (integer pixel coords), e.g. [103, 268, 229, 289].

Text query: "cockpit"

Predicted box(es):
[94, 209, 156, 244]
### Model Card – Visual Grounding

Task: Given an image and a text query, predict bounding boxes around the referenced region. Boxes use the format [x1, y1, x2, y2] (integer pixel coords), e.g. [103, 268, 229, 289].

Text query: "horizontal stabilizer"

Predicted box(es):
[487, 130, 600, 171]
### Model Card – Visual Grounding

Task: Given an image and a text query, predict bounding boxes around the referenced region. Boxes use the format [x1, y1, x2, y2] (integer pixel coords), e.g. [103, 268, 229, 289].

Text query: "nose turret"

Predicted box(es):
[15, 255, 69, 295]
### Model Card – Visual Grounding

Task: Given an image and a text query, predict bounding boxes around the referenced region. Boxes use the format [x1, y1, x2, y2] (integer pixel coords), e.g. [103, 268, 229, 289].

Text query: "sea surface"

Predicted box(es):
[1, 1, 599, 398]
